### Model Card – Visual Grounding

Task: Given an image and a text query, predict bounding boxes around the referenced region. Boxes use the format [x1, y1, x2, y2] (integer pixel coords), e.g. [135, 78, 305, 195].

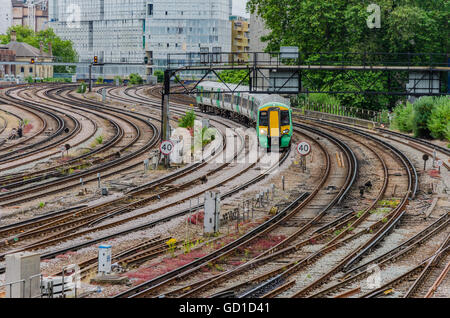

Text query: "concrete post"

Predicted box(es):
[5, 252, 41, 298]
[203, 191, 221, 235]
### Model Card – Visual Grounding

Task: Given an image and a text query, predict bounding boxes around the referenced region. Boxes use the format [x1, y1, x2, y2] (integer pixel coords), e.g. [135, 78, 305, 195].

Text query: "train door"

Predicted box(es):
[269, 108, 280, 137]
[269, 107, 280, 148]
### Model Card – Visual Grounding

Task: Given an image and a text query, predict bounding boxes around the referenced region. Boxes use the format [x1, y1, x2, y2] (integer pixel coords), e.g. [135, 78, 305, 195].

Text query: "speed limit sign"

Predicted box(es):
[160, 140, 174, 155]
[297, 141, 311, 156]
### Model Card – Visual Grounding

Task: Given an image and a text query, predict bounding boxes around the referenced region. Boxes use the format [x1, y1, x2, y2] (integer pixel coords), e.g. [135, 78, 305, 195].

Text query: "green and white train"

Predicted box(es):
[196, 81, 293, 149]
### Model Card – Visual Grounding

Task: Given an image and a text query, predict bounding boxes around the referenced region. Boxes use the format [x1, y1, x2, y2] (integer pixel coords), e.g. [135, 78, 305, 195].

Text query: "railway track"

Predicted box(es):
[362, 233, 449, 298]
[1, 84, 446, 300]
[187, 117, 417, 299]
[0, 85, 158, 206]
[0, 87, 79, 166]
[111, 117, 359, 298]
[0, 84, 283, 274]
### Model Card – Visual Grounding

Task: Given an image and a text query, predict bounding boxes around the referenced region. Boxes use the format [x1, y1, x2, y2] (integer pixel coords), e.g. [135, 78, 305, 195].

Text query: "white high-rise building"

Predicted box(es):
[145, 0, 232, 71]
[48, 0, 148, 79]
[0, 0, 13, 35]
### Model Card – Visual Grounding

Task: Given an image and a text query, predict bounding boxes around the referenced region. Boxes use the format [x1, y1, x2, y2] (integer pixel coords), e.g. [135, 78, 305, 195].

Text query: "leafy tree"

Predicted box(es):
[247, 0, 448, 109]
[0, 25, 78, 73]
[217, 70, 250, 85]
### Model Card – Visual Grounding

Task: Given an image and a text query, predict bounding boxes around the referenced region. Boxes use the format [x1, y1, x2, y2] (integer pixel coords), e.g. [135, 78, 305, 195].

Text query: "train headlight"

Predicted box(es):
[259, 128, 267, 136]
[282, 128, 290, 135]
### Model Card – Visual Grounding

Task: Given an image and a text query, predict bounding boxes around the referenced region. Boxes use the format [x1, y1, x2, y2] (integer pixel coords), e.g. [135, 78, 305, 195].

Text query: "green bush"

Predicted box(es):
[95, 135, 104, 144]
[25, 76, 33, 84]
[129, 73, 144, 85]
[412, 97, 434, 138]
[154, 70, 164, 83]
[42, 77, 73, 83]
[304, 93, 341, 107]
[446, 126, 450, 144]
[391, 102, 414, 133]
[95, 76, 104, 84]
[77, 82, 86, 93]
[380, 109, 390, 125]
[113, 76, 123, 85]
[427, 97, 450, 141]
[178, 110, 196, 128]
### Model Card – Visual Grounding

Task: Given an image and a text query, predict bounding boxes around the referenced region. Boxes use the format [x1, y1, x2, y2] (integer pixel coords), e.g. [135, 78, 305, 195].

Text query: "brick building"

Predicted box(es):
[0, 45, 16, 78]
[12, 0, 49, 32]
[5, 31, 53, 79]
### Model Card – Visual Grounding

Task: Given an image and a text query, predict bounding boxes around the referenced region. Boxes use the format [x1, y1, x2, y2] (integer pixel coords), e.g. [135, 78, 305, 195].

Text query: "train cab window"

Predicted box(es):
[280, 110, 290, 125]
[259, 111, 269, 126]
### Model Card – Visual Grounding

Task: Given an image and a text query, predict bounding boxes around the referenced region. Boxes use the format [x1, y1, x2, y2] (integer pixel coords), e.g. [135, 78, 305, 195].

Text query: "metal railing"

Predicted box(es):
[167, 51, 449, 69]
[0, 279, 26, 298]
[294, 101, 390, 125]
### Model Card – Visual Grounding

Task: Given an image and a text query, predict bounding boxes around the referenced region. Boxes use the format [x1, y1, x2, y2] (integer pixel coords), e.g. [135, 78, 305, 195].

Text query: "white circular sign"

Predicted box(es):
[160, 140, 174, 155]
[297, 141, 311, 156]
[436, 160, 443, 167]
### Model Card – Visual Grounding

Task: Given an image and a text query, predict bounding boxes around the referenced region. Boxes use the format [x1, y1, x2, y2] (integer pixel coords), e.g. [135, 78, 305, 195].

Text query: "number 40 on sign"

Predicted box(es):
[160, 140, 174, 155]
[297, 141, 311, 156]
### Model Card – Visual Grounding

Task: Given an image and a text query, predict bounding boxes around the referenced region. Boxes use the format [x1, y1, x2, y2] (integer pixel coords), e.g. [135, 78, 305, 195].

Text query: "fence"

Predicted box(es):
[294, 101, 390, 127]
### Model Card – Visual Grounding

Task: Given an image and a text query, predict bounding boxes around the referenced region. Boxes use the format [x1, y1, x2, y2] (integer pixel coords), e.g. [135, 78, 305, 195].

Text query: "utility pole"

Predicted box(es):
[161, 69, 171, 168]
[89, 63, 93, 92]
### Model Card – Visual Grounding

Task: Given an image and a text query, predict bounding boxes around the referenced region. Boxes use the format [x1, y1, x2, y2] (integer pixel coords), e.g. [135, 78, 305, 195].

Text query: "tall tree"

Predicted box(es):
[247, 0, 449, 109]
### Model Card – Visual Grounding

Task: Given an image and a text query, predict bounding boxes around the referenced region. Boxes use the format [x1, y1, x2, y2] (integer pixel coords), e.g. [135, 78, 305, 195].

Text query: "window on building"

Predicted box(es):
[212, 47, 222, 63]
[167, 43, 169, 48]
[29, 67, 33, 73]
[20, 67, 24, 73]
[165, 11, 168, 15]
[200, 47, 209, 63]
[147, 4, 153, 15]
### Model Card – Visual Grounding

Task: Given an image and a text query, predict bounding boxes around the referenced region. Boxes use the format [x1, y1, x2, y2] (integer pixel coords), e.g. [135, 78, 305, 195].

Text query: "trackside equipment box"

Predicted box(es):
[98, 245, 112, 274]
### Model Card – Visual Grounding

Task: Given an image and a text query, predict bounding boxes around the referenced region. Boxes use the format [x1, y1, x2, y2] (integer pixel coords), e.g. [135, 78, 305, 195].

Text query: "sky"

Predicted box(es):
[233, 0, 249, 18]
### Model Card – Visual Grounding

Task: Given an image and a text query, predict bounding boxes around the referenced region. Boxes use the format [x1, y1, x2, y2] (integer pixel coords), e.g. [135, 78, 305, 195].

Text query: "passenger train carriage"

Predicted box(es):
[196, 81, 293, 149]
